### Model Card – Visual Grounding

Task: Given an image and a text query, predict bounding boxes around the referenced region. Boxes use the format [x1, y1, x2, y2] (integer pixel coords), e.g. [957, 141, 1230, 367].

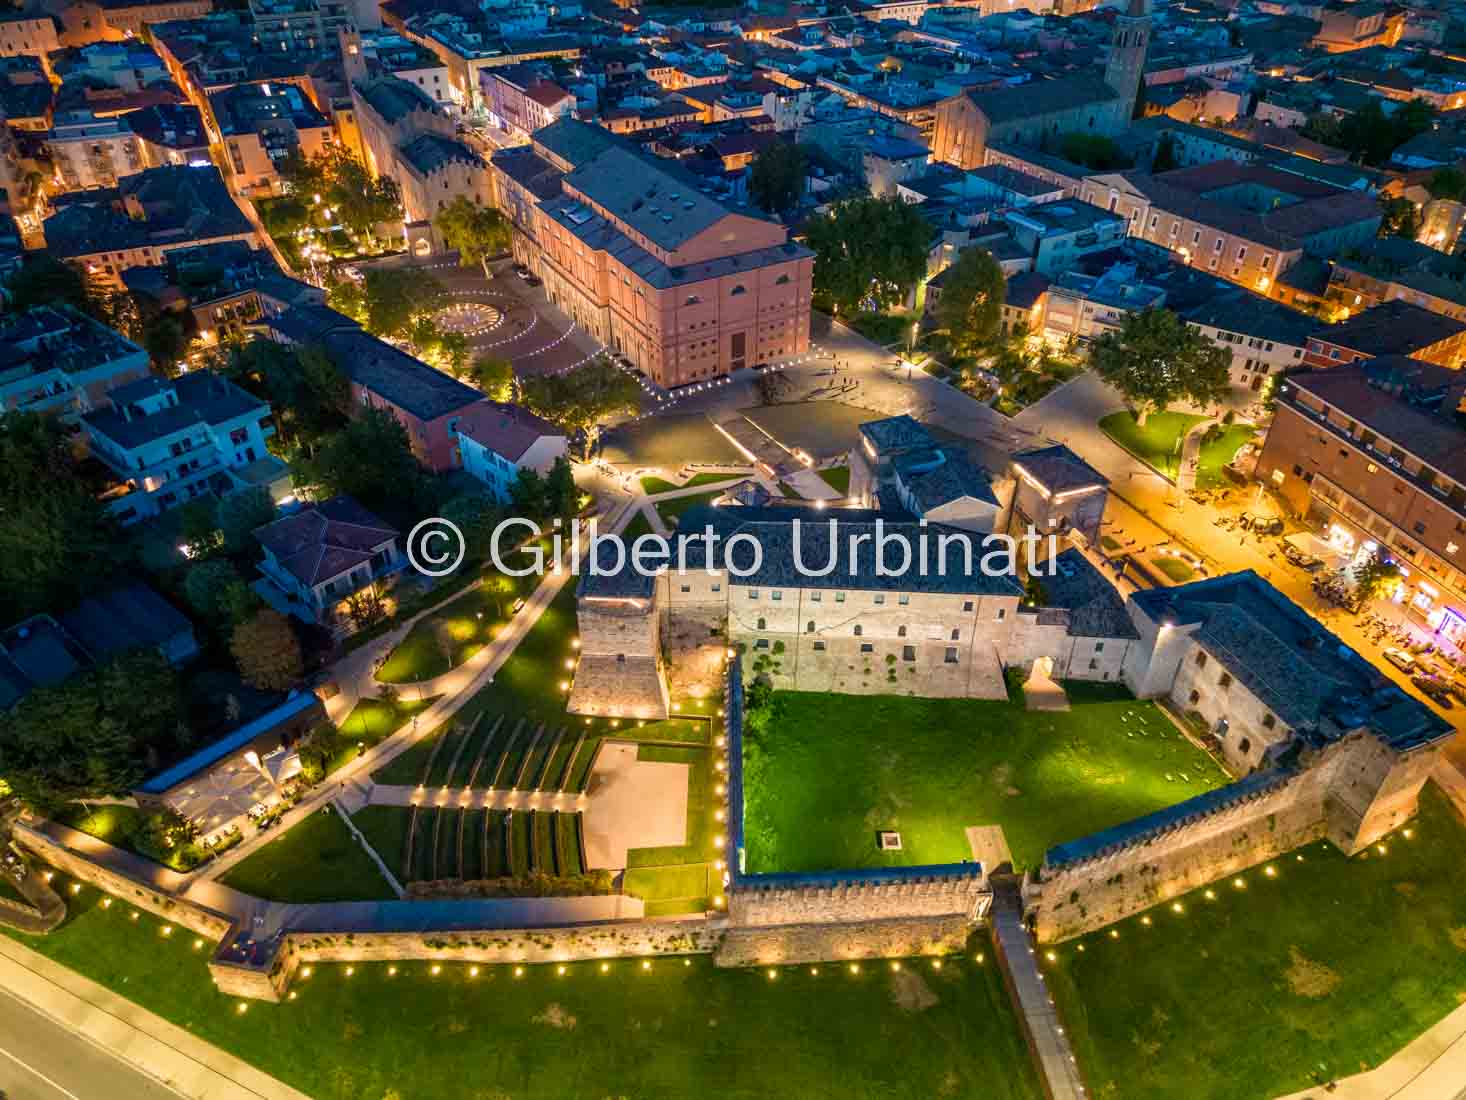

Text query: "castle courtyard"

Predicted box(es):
[741, 687, 1230, 874]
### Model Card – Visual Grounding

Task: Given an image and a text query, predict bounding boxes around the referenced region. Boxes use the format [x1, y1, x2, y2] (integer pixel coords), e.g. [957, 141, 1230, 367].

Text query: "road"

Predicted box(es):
[0, 988, 181, 1100]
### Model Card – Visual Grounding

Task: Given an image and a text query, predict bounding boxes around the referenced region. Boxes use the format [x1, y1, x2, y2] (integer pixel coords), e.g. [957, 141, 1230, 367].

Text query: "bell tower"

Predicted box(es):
[1105, 0, 1152, 117]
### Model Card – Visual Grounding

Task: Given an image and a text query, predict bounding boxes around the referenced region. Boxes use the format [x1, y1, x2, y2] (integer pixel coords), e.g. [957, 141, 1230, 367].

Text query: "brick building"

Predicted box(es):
[1301, 300, 1466, 370]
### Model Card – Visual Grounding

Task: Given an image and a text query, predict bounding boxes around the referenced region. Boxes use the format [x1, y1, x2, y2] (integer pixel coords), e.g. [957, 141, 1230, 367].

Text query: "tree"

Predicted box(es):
[345, 584, 389, 631]
[216, 487, 277, 552]
[221, 340, 348, 450]
[0, 650, 184, 810]
[1428, 166, 1466, 201]
[1088, 308, 1231, 426]
[230, 608, 303, 691]
[142, 314, 191, 372]
[295, 406, 428, 524]
[4, 254, 99, 317]
[183, 560, 258, 627]
[177, 498, 223, 560]
[440, 490, 502, 559]
[544, 455, 579, 524]
[519, 359, 642, 456]
[806, 195, 930, 315]
[749, 141, 805, 214]
[1379, 196, 1421, 240]
[259, 195, 310, 238]
[468, 355, 514, 401]
[0, 411, 124, 622]
[932, 247, 1005, 360]
[434, 197, 512, 267]
[1058, 133, 1130, 170]
[509, 466, 547, 518]
[1354, 549, 1403, 606]
[320, 146, 401, 241]
[362, 268, 446, 339]
[1306, 98, 1435, 166]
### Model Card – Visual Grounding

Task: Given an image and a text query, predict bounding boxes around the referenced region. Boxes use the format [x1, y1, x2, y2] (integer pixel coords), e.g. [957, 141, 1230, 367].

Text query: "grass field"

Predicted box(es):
[220, 808, 396, 903]
[655, 489, 725, 528]
[742, 691, 1228, 872]
[817, 466, 851, 494]
[1051, 786, 1466, 1100]
[640, 471, 741, 495]
[329, 696, 436, 773]
[5, 890, 1040, 1100]
[377, 565, 546, 684]
[1099, 412, 1258, 488]
[622, 509, 654, 541]
[623, 742, 716, 916]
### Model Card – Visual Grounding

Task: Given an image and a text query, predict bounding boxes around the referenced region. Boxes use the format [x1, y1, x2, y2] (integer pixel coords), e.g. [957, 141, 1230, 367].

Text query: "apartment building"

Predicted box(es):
[479, 63, 574, 144]
[80, 371, 275, 523]
[1255, 358, 1466, 652]
[1324, 237, 1466, 324]
[0, 304, 149, 421]
[253, 495, 402, 625]
[1001, 198, 1127, 277]
[42, 164, 258, 287]
[1301, 300, 1466, 370]
[1184, 291, 1313, 393]
[452, 401, 567, 502]
[56, 0, 213, 45]
[0, 11, 60, 66]
[1080, 161, 1381, 295]
[207, 80, 334, 198]
[48, 112, 145, 191]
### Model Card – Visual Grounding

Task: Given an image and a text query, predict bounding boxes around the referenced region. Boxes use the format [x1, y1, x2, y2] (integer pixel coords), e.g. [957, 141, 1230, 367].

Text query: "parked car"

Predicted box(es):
[1383, 647, 1418, 674]
[1241, 513, 1283, 535]
[512, 598, 526, 615]
[1282, 544, 1323, 570]
[1411, 673, 1455, 708]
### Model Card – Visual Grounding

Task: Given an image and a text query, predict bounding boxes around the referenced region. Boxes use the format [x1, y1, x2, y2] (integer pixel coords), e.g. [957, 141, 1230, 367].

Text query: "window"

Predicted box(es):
[898, 594, 910, 605]
[1095, 642, 1105, 653]
[1238, 737, 1251, 756]
[813, 640, 826, 651]
[806, 620, 815, 633]
[680, 584, 690, 593]
[1189, 689, 1200, 704]
[1262, 713, 1276, 729]
[1195, 651, 1208, 668]
[996, 608, 1006, 621]
[730, 284, 747, 296]
[711, 583, 722, 592]
[944, 647, 959, 663]
[810, 591, 822, 602]
[756, 617, 766, 630]
[775, 273, 790, 285]
[963, 600, 974, 612]
[951, 628, 960, 640]
[1218, 672, 1233, 689]
[755, 639, 769, 650]
[902, 645, 915, 661]
[748, 589, 759, 600]
[771, 590, 782, 601]
[835, 592, 845, 603]
[897, 625, 907, 637]
[873, 594, 885, 605]
[853, 624, 863, 636]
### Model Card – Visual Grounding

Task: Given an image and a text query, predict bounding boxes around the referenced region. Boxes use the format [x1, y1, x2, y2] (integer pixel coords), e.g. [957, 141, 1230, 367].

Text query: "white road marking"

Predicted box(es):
[0, 1041, 83, 1100]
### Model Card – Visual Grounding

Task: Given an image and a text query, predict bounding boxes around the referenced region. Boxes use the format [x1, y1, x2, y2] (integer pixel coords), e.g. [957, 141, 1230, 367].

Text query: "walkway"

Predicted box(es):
[0, 935, 309, 1100]
[1276, 996, 1466, 1099]
[989, 878, 1087, 1100]
[368, 784, 588, 812]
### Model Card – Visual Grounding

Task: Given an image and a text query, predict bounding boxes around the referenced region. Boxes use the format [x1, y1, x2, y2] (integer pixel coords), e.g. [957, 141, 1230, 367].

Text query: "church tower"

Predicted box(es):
[1104, 0, 1152, 118]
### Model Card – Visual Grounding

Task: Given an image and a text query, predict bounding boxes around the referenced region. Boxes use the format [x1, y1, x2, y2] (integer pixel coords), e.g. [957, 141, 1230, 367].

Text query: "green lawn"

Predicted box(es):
[377, 565, 545, 684]
[640, 471, 741, 495]
[220, 808, 396, 903]
[1152, 556, 1197, 584]
[1099, 412, 1258, 488]
[55, 804, 145, 850]
[624, 743, 716, 916]
[817, 466, 851, 494]
[655, 489, 725, 528]
[350, 805, 413, 878]
[329, 696, 437, 774]
[1099, 411, 1203, 479]
[1051, 785, 1466, 1100]
[5, 889, 1040, 1100]
[777, 480, 803, 499]
[743, 691, 1228, 873]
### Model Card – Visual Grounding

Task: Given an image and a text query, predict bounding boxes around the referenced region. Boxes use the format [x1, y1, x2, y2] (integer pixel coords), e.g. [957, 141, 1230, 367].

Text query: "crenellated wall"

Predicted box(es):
[1022, 731, 1441, 942]
[715, 914, 973, 966]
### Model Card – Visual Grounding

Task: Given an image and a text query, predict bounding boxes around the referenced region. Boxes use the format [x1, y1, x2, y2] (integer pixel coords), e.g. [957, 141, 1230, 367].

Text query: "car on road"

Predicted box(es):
[1281, 543, 1323, 570]
[1383, 647, 1418, 674]
[511, 598, 526, 615]
[1240, 512, 1283, 535]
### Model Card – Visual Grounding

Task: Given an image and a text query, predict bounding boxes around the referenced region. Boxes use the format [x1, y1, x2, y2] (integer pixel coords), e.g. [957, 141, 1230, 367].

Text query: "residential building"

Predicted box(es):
[253, 495, 402, 625]
[127, 102, 211, 167]
[452, 401, 567, 501]
[51, 40, 168, 91]
[207, 79, 334, 198]
[321, 324, 488, 472]
[0, 11, 60, 67]
[55, 0, 214, 46]
[1080, 161, 1381, 296]
[931, 0, 1148, 169]
[1002, 198, 1127, 277]
[480, 63, 575, 144]
[0, 52, 53, 130]
[47, 112, 146, 191]
[1312, 1, 1404, 53]
[1324, 237, 1466, 324]
[1041, 260, 1166, 346]
[80, 371, 276, 523]
[1183, 290, 1313, 393]
[41, 164, 258, 287]
[1301, 300, 1466, 370]
[340, 27, 450, 109]
[0, 304, 149, 420]
[1257, 357, 1466, 654]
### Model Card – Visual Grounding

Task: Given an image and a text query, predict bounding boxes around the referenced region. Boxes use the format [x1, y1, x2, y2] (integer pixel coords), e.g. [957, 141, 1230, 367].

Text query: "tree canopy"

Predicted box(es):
[806, 195, 930, 315]
[1303, 98, 1435, 166]
[932, 247, 1006, 360]
[0, 411, 125, 622]
[1088, 308, 1232, 425]
[361, 268, 447, 339]
[520, 359, 642, 455]
[220, 340, 348, 450]
[434, 197, 512, 267]
[468, 355, 514, 401]
[0, 650, 184, 810]
[283, 146, 402, 240]
[230, 609, 303, 692]
[294, 405, 430, 525]
[749, 141, 806, 214]
[1379, 195, 1421, 240]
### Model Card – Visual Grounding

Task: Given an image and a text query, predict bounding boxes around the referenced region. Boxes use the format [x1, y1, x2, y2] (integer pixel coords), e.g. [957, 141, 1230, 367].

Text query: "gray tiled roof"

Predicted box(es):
[82, 371, 267, 450]
[1010, 445, 1105, 494]
[453, 401, 562, 461]
[897, 449, 999, 511]
[968, 74, 1118, 125]
[858, 414, 933, 455]
[563, 145, 735, 253]
[532, 115, 622, 168]
[1038, 549, 1139, 640]
[42, 165, 252, 259]
[399, 133, 484, 177]
[321, 329, 484, 423]
[356, 75, 437, 124]
[58, 583, 194, 663]
[254, 495, 398, 588]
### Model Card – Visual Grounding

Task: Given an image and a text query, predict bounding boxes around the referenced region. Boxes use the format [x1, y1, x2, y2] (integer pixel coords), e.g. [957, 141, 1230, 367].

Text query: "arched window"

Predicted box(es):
[730, 284, 747, 296]
[853, 624, 863, 636]
[757, 617, 766, 630]
[806, 621, 815, 633]
[775, 273, 791, 285]
[1238, 737, 1252, 756]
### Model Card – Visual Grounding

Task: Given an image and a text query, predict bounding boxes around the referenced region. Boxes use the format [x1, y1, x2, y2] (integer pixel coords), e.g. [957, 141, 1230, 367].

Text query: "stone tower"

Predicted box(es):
[1104, 0, 1151, 117]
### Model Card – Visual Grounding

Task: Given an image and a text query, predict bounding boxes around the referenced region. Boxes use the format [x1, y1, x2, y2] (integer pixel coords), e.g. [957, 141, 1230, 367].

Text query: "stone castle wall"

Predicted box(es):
[1023, 732, 1440, 943]
[727, 873, 990, 927]
[715, 914, 973, 967]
